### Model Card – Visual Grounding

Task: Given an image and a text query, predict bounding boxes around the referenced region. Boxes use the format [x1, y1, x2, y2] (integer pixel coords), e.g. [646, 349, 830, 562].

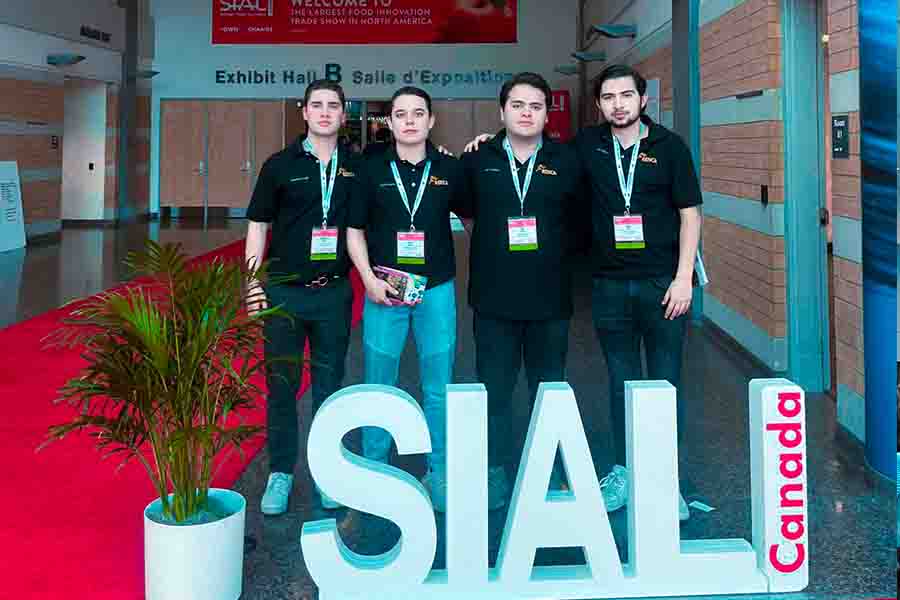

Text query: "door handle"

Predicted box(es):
[240, 160, 251, 173]
[193, 161, 206, 175]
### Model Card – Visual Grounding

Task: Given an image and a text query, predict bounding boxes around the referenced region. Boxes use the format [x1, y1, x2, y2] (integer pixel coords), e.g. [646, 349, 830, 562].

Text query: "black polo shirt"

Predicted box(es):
[573, 116, 702, 279]
[246, 137, 362, 282]
[348, 142, 470, 288]
[461, 132, 585, 321]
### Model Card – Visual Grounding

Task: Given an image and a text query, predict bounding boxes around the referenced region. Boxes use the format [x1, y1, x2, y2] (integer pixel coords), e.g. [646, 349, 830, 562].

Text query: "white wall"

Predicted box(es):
[62, 79, 108, 221]
[0, 23, 122, 83]
[0, 0, 125, 52]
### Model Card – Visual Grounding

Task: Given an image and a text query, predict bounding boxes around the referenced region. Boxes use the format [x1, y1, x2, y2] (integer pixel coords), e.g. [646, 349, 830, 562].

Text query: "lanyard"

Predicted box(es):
[503, 137, 542, 216]
[612, 123, 644, 215]
[390, 160, 432, 231]
[303, 138, 338, 227]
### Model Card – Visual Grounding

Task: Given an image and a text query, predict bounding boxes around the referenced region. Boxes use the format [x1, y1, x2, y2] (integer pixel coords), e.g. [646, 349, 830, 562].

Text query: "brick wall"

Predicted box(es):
[700, 0, 781, 101]
[627, 0, 788, 365]
[634, 46, 673, 112]
[701, 122, 784, 202]
[0, 77, 64, 225]
[826, 0, 858, 74]
[826, 0, 863, 397]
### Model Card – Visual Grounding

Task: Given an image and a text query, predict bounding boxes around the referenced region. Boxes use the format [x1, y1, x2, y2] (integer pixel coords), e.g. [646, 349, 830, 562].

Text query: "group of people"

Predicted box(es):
[244, 64, 703, 522]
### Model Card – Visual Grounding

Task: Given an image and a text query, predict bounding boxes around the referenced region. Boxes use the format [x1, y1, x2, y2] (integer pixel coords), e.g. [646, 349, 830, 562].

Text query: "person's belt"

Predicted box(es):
[302, 274, 343, 288]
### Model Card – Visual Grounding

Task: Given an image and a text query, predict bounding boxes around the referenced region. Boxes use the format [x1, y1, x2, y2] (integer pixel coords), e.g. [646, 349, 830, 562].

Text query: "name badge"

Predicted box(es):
[508, 217, 538, 251]
[614, 215, 645, 250]
[397, 231, 425, 265]
[311, 227, 339, 261]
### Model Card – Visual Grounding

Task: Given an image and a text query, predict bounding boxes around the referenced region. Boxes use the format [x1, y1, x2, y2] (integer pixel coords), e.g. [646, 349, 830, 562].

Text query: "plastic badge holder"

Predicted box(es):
[373, 266, 428, 305]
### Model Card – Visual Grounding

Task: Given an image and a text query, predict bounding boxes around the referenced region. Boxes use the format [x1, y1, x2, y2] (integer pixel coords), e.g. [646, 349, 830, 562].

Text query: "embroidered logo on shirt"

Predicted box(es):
[338, 168, 356, 177]
[379, 182, 397, 188]
[537, 164, 558, 176]
[638, 153, 658, 165]
[481, 167, 502, 173]
[595, 147, 609, 154]
[290, 176, 310, 182]
[429, 176, 450, 186]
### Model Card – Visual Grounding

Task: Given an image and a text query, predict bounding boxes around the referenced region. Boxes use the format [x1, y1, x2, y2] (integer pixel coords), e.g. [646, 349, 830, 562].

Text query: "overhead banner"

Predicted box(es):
[545, 90, 571, 142]
[212, 0, 518, 45]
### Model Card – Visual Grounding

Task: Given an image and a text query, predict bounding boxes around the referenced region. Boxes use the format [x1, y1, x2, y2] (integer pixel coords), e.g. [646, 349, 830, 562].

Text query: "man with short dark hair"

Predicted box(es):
[575, 64, 702, 520]
[461, 72, 584, 508]
[246, 79, 360, 516]
[346, 86, 471, 512]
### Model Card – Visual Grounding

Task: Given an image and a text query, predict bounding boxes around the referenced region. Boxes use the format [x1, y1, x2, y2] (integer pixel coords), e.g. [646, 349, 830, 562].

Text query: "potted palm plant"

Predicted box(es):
[43, 240, 286, 600]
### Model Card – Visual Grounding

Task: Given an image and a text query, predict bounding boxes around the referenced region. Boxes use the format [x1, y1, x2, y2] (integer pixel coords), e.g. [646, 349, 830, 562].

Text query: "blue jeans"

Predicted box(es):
[362, 280, 457, 473]
[592, 276, 687, 476]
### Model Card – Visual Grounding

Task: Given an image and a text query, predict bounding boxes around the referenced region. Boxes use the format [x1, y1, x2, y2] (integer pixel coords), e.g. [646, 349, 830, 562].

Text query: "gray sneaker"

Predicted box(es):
[261, 472, 294, 516]
[487, 466, 510, 510]
[599, 465, 628, 512]
[421, 469, 448, 512]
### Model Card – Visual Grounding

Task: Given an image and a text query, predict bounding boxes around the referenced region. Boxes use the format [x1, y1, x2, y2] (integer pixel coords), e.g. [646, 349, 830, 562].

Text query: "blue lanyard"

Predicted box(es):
[303, 138, 338, 227]
[612, 123, 645, 215]
[503, 137, 541, 216]
[390, 160, 432, 231]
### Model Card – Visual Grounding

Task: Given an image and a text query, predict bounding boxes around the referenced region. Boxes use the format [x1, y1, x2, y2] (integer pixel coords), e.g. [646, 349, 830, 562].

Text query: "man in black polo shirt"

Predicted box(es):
[245, 80, 361, 516]
[461, 72, 584, 509]
[574, 64, 702, 521]
[347, 86, 470, 513]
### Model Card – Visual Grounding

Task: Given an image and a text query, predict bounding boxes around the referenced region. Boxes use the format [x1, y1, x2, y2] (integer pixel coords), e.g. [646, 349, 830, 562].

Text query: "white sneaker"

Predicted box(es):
[421, 469, 448, 513]
[599, 465, 628, 512]
[679, 492, 690, 522]
[487, 466, 510, 510]
[260, 472, 293, 515]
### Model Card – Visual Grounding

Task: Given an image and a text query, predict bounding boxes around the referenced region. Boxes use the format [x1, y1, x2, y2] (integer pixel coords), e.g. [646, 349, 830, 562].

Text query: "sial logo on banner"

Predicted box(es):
[219, 0, 273, 16]
[302, 379, 808, 599]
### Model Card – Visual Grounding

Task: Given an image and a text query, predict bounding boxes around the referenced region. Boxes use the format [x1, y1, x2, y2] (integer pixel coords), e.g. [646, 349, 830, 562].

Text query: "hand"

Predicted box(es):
[246, 283, 268, 316]
[436, 144, 456, 157]
[662, 278, 692, 320]
[463, 133, 493, 153]
[365, 275, 399, 306]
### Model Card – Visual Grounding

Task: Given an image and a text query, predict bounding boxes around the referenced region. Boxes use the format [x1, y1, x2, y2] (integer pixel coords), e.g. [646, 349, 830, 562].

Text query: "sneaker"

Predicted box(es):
[599, 465, 628, 512]
[679, 492, 690, 522]
[487, 466, 510, 510]
[316, 484, 341, 510]
[261, 472, 294, 516]
[421, 469, 448, 513]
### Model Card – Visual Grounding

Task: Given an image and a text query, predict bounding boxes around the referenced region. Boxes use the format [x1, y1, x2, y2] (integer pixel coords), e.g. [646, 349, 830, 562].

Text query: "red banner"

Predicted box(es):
[546, 90, 572, 143]
[212, 0, 518, 45]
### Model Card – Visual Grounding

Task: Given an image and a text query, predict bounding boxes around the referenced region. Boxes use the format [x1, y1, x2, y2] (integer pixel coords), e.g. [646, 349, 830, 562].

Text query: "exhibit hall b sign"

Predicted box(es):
[212, 0, 519, 45]
[301, 379, 809, 598]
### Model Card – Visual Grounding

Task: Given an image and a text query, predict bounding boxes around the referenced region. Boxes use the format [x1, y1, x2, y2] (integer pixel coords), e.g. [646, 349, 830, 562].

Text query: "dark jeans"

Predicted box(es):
[264, 280, 353, 474]
[592, 276, 687, 477]
[473, 311, 570, 467]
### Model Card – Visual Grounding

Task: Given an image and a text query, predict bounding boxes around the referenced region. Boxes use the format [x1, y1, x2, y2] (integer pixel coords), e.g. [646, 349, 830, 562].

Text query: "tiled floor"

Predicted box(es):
[0, 218, 246, 328]
[3, 222, 894, 599]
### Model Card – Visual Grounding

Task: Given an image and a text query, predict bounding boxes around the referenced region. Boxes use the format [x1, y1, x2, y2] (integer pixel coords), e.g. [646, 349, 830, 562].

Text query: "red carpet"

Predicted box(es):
[0, 239, 364, 600]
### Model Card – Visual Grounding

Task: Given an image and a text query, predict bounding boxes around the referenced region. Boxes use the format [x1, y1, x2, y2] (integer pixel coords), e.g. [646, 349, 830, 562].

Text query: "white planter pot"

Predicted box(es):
[144, 488, 246, 600]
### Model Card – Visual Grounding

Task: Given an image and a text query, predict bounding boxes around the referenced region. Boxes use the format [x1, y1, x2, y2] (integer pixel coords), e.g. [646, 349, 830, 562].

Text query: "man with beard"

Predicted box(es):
[574, 64, 702, 521]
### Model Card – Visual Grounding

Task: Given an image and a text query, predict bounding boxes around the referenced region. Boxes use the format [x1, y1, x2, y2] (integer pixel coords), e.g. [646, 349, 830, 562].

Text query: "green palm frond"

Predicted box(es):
[41, 239, 291, 523]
